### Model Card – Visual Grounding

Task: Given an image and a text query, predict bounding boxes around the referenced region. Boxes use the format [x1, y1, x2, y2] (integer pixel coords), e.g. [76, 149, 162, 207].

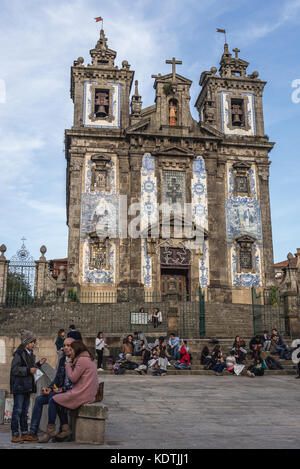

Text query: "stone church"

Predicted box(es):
[65, 29, 275, 304]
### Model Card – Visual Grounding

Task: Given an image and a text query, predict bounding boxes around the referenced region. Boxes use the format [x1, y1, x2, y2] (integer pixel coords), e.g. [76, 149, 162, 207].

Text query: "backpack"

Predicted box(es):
[122, 361, 138, 370]
[265, 356, 283, 370]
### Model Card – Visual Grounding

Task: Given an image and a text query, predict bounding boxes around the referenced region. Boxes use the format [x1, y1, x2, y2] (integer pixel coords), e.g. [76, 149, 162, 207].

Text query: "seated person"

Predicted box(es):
[200, 345, 211, 365]
[234, 345, 246, 364]
[134, 339, 146, 356]
[211, 350, 226, 376]
[249, 335, 263, 358]
[148, 308, 163, 328]
[174, 341, 191, 370]
[262, 330, 271, 351]
[135, 348, 151, 375]
[27, 338, 75, 443]
[226, 350, 237, 374]
[270, 334, 289, 359]
[247, 355, 267, 377]
[133, 331, 148, 353]
[121, 335, 134, 358]
[167, 333, 181, 360]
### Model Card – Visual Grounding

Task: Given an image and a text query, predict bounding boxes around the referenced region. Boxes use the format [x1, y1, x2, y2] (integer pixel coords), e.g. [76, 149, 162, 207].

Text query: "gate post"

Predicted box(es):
[0, 245, 9, 304]
[199, 287, 205, 338]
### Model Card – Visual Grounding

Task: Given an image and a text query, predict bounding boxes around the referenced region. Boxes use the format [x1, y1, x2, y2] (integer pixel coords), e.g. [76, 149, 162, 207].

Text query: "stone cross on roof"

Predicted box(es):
[165, 57, 182, 82]
[232, 48, 240, 59]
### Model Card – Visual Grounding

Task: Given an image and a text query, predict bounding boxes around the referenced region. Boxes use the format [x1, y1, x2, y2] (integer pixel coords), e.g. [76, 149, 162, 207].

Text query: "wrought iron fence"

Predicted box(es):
[252, 287, 286, 336]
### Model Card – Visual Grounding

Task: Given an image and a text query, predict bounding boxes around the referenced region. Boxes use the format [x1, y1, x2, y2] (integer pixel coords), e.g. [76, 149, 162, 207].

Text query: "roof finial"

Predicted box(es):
[165, 57, 182, 82]
[232, 47, 240, 59]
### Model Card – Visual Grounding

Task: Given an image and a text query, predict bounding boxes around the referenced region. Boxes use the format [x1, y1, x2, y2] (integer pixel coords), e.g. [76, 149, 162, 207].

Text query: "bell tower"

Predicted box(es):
[70, 28, 134, 131]
[195, 44, 266, 137]
[65, 28, 134, 287]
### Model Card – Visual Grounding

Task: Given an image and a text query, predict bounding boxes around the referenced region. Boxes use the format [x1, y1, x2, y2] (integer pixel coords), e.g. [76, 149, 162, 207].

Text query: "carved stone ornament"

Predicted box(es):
[90, 154, 111, 191]
[88, 233, 110, 270]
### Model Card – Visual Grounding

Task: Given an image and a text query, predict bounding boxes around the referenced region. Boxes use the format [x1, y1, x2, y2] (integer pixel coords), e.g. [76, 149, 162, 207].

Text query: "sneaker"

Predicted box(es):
[97, 368, 104, 371]
[216, 372, 223, 376]
[247, 370, 254, 377]
[295, 376, 300, 379]
[22, 433, 38, 442]
[11, 434, 24, 444]
[135, 369, 142, 375]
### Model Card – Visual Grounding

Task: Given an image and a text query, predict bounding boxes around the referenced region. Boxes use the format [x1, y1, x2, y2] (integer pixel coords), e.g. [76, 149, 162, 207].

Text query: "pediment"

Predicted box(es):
[126, 118, 150, 133]
[198, 123, 223, 139]
[154, 73, 192, 86]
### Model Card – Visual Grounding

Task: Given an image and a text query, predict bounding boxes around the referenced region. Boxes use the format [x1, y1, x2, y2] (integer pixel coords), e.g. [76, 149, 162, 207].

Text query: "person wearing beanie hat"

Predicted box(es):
[10, 330, 47, 444]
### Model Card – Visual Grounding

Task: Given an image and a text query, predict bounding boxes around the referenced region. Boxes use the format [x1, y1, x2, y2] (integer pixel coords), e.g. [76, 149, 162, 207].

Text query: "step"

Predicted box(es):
[98, 369, 296, 376]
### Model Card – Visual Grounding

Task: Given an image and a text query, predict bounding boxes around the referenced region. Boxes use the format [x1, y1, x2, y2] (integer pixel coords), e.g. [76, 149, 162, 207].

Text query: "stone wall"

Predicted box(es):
[0, 335, 58, 394]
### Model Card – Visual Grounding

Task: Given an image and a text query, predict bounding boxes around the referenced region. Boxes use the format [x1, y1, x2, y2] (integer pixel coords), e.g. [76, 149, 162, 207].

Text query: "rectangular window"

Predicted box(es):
[236, 175, 248, 193]
[240, 250, 252, 270]
[231, 98, 244, 127]
[94, 89, 110, 118]
[162, 171, 186, 206]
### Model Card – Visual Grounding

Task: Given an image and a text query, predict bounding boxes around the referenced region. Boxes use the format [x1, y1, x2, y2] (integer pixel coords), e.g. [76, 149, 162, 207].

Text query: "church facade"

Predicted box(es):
[65, 29, 275, 304]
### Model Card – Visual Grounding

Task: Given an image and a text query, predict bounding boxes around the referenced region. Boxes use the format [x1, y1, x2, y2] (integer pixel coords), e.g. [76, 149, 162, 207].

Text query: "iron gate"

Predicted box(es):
[252, 287, 286, 336]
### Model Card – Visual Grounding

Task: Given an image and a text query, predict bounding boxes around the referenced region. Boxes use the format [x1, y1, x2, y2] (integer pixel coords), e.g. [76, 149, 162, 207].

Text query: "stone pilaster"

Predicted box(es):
[128, 154, 143, 291]
[67, 151, 84, 287]
[34, 246, 57, 298]
[206, 154, 231, 302]
[258, 163, 275, 288]
[0, 245, 9, 304]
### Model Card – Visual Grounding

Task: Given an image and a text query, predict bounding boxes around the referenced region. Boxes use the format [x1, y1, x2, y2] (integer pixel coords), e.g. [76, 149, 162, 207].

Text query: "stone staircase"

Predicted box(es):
[96, 338, 298, 377]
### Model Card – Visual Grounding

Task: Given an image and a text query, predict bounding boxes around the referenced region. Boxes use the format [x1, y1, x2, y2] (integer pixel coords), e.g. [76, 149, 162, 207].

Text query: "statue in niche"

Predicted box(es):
[95, 90, 109, 118]
[169, 99, 178, 126]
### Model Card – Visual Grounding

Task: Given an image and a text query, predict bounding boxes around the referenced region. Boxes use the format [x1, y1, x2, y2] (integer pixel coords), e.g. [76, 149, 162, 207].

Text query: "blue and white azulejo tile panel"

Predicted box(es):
[225, 197, 263, 243]
[229, 242, 262, 287]
[80, 154, 118, 285]
[141, 153, 157, 286]
[226, 161, 263, 286]
[192, 156, 208, 232]
[192, 156, 209, 287]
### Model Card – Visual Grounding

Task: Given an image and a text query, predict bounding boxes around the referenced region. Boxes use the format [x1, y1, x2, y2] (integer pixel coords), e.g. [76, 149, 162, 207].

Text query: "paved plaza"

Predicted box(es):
[1, 374, 300, 449]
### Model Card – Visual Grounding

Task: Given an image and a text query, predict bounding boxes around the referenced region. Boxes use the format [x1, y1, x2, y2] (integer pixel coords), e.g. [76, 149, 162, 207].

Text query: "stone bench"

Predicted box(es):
[69, 382, 108, 445]
[70, 402, 109, 445]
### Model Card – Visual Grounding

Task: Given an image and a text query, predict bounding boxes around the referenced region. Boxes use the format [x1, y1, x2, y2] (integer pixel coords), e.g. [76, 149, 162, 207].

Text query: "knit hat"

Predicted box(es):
[20, 329, 36, 346]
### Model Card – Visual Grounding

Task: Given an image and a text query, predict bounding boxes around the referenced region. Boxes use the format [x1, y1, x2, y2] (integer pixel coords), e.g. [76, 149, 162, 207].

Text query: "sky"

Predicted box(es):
[0, 0, 299, 264]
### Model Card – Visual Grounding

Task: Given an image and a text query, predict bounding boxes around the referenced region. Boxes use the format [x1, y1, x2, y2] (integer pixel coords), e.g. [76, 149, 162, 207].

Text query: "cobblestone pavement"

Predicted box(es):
[1, 374, 300, 449]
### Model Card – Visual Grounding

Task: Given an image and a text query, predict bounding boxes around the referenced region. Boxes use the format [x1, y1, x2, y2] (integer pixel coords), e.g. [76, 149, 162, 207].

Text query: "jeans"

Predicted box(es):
[169, 346, 180, 360]
[96, 349, 104, 368]
[11, 393, 31, 436]
[276, 345, 287, 359]
[212, 362, 227, 374]
[30, 392, 68, 434]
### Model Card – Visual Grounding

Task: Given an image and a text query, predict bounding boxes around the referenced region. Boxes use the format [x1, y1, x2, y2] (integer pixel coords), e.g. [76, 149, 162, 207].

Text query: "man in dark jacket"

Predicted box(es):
[67, 324, 82, 341]
[24, 337, 75, 443]
[10, 330, 47, 443]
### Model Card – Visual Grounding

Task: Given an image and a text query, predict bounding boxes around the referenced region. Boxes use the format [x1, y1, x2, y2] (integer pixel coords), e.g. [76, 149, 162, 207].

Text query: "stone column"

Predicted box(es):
[0, 245, 9, 305]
